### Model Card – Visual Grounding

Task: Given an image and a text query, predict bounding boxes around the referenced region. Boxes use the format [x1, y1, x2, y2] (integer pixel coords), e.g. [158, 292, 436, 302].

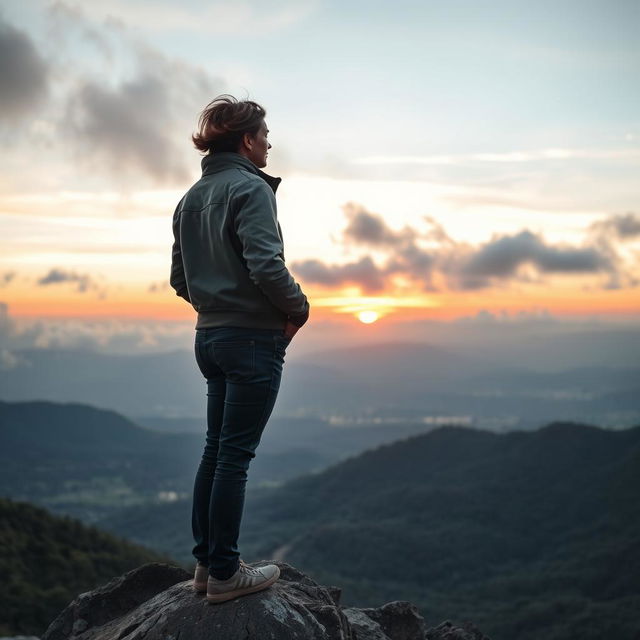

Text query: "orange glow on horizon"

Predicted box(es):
[3, 281, 640, 324]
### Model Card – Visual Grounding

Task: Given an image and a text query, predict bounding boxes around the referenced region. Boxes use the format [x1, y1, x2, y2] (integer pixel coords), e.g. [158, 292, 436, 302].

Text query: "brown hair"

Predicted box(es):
[192, 94, 266, 154]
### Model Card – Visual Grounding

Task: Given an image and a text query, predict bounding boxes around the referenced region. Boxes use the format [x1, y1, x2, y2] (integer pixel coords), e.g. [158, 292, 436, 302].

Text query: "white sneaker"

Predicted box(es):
[206, 559, 280, 603]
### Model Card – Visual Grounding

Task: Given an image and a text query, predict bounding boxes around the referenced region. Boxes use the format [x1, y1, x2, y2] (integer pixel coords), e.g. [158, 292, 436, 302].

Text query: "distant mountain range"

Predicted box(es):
[95, 420, 640, 640]
[1, 399, 639, 639]
[1, 343, 638, 429]
[0, 399, 454, 522]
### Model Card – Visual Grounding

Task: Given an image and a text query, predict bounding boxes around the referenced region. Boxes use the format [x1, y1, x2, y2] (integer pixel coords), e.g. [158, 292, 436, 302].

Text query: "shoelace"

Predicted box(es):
[239, 559, 263, 576]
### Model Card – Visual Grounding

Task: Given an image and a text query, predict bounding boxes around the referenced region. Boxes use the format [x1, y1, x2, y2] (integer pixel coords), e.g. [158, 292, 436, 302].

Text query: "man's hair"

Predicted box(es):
[192, 94, 266, 154]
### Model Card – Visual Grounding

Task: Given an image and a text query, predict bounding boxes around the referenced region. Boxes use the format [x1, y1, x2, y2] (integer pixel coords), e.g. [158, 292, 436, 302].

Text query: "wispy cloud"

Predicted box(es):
[148, 280, 170, 293]
[66, 0, 318, 35]
[0, 271, 16, 287]
[352, 148, 640, 166]
[0, 300, 194, 354]
[36, 267, 108, 296]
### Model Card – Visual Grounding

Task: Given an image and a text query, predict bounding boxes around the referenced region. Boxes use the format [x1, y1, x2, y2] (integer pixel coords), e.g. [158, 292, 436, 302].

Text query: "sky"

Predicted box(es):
[1, 0, 639, 355]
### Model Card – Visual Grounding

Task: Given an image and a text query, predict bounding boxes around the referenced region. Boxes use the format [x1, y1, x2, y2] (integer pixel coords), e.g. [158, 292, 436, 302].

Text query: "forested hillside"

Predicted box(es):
[0, 497, 173, 637]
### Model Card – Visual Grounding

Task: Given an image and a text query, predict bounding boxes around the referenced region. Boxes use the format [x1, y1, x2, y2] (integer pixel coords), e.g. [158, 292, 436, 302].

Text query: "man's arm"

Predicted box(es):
[234, 180, 309, 326]
[169, 203, 191, 304]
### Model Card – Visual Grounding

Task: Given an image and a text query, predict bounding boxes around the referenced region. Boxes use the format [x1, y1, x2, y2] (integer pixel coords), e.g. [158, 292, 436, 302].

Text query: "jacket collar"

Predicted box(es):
[201, 152, 282, 194]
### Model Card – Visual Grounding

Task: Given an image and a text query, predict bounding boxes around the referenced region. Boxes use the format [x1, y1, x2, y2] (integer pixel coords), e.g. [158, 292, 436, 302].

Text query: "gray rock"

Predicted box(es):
[343, 601, 427, 640]
[43, 563, 190, 640]
[342, 607, 391, 640]
[43, 561, 351, 640]
[42, 561, 487, 640]
[425, 619, 491, 640]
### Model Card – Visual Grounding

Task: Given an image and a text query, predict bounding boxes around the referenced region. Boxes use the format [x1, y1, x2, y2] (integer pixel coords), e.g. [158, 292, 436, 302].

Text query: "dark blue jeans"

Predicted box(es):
[191, 326, 291, 579]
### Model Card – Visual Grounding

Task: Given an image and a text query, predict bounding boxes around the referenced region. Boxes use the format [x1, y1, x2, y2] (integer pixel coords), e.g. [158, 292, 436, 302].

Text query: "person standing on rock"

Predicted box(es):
[170, 94, 310, 603]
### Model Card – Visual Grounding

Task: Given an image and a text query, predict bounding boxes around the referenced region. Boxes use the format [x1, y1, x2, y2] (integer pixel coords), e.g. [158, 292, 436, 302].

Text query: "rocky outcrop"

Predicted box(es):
[43, 561, 489, 640]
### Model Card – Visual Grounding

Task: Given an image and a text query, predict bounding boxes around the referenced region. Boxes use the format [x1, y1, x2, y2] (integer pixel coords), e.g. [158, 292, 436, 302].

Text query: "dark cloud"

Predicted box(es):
[455, 230, 611, 290]
[66, 72, 191, 183]
[293, 204, 439, 292]
[0, 4, 221, 185]
[344, 202, 436, 288]
[589, 212, 640, 240]
[293, 256, 386, 293]
[36, 268, 106, 296]
[384, 243, 435, 286]
[292, 202, 629, 294]
[55, 6, 220, 185]
[0, 17, 49, 120]
[342, 202, 411, 247]
[582, 212, 640, 289]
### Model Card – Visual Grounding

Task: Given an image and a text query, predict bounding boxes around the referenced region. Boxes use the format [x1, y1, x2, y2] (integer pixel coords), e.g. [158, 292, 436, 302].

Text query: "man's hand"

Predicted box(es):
[283, 320, 300, 340]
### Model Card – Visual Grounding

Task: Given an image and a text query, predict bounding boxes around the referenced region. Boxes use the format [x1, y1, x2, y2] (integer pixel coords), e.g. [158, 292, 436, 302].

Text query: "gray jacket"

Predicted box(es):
[170, 152, 310, 330]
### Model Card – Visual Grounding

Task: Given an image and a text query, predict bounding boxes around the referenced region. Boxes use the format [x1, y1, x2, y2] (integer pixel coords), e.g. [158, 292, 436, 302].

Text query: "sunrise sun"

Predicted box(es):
[357, 310, 380, 324]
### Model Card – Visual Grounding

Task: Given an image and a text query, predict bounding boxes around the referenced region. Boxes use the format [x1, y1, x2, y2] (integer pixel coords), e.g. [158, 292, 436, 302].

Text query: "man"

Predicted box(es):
[170, 94, 310, 603]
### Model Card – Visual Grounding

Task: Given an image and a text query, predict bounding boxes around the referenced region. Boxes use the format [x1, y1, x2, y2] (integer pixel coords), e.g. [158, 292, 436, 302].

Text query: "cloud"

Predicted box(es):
[66, 73, 190, 183]
[0, 271, 16, 287]
[0, 306, 33, 369]
[454, 230, 612, 290]
[0, 301, 194, 355]
[65, 0, 317, 35]
[0, 17, 49, 120]
[589, 212, 640, 241]
[48, 2, 115, 61]
[148, 280, 170, 293]
[455, 308, 556, 325]
[293, 203, 439, 293]
[582, 212, 640, 289]
[0, 301, 13, 338]
[344, 202, 437, 289]
[293, 255, 386, 293]
[36, 267, 107, 296]
[63, 34, 221, 185]
[352, 148, 640, 166]
[292, 203, 633, 294]
[46, 3, 223, 186]
[342, 201, 412, 247]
